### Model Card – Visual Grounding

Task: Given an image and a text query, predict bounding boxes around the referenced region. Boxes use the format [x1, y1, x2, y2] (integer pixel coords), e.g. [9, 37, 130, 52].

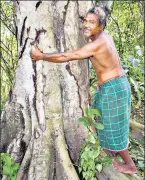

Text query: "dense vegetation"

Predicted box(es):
[1, 1, 144, 180]
[1, 1, 17, 114]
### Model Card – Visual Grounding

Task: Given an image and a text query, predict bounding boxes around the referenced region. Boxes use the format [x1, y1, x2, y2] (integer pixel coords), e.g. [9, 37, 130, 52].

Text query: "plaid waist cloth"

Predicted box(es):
[91, 75, 131, 151]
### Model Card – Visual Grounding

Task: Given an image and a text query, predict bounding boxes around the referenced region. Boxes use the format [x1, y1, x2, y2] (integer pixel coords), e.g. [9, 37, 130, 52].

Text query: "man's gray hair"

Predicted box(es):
[87, 6, 110, 26]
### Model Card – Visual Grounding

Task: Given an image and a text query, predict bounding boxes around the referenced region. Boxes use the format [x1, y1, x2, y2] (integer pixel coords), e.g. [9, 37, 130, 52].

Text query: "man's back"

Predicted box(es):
[90, 31, 124, 84]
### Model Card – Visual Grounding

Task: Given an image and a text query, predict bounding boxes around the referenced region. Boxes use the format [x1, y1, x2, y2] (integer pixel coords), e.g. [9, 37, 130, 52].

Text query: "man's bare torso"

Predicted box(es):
[90, 31, 124, 85]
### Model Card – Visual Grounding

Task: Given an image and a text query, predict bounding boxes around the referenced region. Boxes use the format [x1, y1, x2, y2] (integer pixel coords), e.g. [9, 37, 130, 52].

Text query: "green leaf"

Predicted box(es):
[5, 155, 12, 167]
[78, 116, 88, 123]
[1, 153, 10, 161]
[11, 158, 15, 165]
[10, 175, 16, 180]
[94, 122, 104, 130]
[85, 107, 89, 116]
[90, 178, 96, 180]
[89, 151, 94, 159]
[83, 165, 87, 171]
[96, 164, 102, 172]
[89, 159, 94, 167]
[102, 156, 112, 165]
[138, 161, 144, 169]
[87, 135, 96, 144]
[1, 153, 5, 157]
[89, 170, 94, 178]
[3, 165, 10, 175]
[10, 168, 14, 176]
[91, 132, 98, 138]
[91, 85, 97, 90]
[85, 146, 90, 151]
[12, 163, 20, 172]
[78, 167, 82, 173]
[85, 107, 101, 118]
[130, 77, 138, 91]
[82, 171, 86, 178]
[93, 146, 101, 158]
[84, 121, 91, 127]
[1, 153, 5, 161]
[89, 108, 102, 117]
[84, 151, 89, 161]
[81, 151, 89, 161]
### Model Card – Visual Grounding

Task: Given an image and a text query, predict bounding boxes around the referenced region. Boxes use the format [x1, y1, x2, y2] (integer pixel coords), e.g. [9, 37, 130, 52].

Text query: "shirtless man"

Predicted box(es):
[30, 6, 137, 174]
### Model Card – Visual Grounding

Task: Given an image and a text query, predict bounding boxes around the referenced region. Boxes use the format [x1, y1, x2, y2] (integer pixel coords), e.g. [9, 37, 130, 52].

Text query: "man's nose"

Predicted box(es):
[85, 23, 89, 28]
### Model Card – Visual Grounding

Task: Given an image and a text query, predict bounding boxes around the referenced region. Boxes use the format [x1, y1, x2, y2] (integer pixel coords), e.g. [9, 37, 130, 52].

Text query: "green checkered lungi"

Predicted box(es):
[92, 75, 131, 151]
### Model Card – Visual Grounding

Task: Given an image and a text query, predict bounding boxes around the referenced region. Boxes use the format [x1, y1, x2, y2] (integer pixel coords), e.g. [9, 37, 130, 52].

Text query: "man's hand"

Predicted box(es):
[30, 44, 43, 61]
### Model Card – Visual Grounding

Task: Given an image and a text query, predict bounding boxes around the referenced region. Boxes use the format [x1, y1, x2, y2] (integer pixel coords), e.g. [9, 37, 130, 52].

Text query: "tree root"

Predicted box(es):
[130, 120, 144, 131]
[21, 108, 32, 145]
[97, 164, 140, 180]
[16, 137, 33, 180]
[30, 102, 42, 139]
[55, 132, 80, 180]
[7, 132, 24, 162]
[53, 114, 79, 180]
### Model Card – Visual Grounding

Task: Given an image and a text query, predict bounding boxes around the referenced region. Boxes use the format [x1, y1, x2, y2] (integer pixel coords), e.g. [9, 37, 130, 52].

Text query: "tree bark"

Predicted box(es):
[130, 119, 144, 131]
[1, 1, 92, 179]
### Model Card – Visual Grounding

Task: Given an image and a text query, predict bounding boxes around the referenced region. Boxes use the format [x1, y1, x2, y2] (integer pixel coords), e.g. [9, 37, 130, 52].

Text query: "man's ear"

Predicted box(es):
[99, 24, 104, 30]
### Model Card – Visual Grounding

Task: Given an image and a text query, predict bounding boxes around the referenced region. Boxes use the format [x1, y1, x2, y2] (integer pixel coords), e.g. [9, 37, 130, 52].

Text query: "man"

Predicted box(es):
[30, 6, 137, 174]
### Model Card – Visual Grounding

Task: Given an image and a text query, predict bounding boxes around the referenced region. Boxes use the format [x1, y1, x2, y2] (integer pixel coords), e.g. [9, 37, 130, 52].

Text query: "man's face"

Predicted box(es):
[82, 13, 102, 38]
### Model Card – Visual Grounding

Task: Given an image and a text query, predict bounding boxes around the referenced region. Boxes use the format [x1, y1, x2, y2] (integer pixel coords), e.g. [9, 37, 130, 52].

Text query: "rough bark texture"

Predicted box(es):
[1, 1, 92, 179]
[1, 1, 140, 180]
[96, 165, 140, 180]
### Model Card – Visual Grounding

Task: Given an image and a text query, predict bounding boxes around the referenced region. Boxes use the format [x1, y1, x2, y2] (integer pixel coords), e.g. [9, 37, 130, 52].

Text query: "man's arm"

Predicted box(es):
[30, 40, 101, 63]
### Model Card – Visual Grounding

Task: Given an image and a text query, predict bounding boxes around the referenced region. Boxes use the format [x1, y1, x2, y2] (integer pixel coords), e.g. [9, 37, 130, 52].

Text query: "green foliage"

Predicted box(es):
[1, 153, 20, 180]
[85, 107, 101, 118]
[0, 1, 18, 114]
[107, 2, 144, 113]
[78, 134, 102, 180]
[78, 107, 107, 180]
[78, 107, 103, 130]
[129, 134, 144, 179]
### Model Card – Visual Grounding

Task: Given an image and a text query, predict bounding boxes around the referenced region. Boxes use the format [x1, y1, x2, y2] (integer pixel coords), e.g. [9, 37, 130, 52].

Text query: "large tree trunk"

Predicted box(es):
[1, 1, 139, 180]
[1, 1, 92, 179]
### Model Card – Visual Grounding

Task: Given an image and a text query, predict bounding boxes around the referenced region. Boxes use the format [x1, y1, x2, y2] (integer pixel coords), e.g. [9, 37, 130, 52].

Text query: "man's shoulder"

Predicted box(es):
[96, 32, 114, 46]
[99, 32, 111, 40]
[93, 35, 106, 46]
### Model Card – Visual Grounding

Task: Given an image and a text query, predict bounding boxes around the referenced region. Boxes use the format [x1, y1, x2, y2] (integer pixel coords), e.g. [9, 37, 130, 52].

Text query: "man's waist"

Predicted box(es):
[98, 72, 125, 86]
